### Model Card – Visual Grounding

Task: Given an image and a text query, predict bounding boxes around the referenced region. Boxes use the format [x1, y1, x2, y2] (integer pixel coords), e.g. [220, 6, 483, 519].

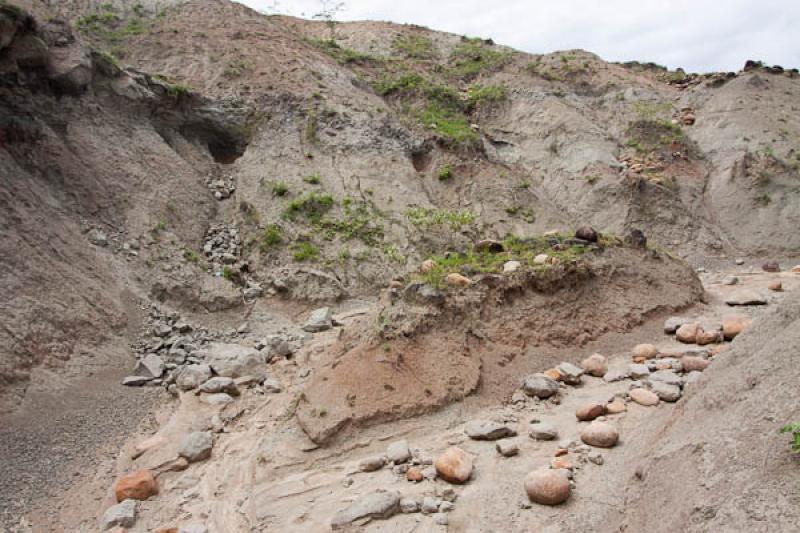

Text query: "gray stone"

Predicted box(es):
[179, 431, 213, 463]
[725, 290, 767, 306]
[664, 316, 692, 334]
[421, 496, 441, 514]
[122, 375, 150, 387]
[556, 362, 584, 385]
[464, 420, 517, 441]
[439, 501, 455, 512]
[529, 422, 559, 441]
[434, 513, 449, 525]
[496, 439, 520, 457]
[399, 497, 420, 513]
[303, 307, 333, 332]
[685, 370, 703, 384]
[722, 275, 739, 286]
[603, 368, 630, 382]
[202, 393, 234, 406]
[522, 373, 559, 398]
[387, 440, 411, 464]
[88, 228, 108, 247]
[100, 499, 136, 530]
[176, 364, 213, 391]
[628, 364, 650, 379]
[198, 376, 239, 396]
[331, 490, 401, 529]
[135, 353, 165, 379]
[358, 456, 386, 472]
[588, 452, 604, 465]
[203, 343, 267, 379]
[262, 377, 283, 393]
[647, 370, 683, 388]
[651, 382, 681, 402]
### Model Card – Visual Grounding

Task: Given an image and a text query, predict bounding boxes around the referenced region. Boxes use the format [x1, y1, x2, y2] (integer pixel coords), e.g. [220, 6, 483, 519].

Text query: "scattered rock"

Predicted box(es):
[178, 525, 208, 533]
[722, 276, 739, 286]
[629, 388, 659, 406]
[387, 440, 411, 464]
[434, 446, 473, 484]
[419, 259, 435, 273]
[203, 343, 266, 379]
[605, 400, 627, 414]
[695, 325, 723, 345]
[575, 403, 606, 421]
[762, 261, 780, 273]
[791, 265, 800, 273]
[647, 370, 682, 387]
[122, 376, 150, 387]
[359, 456, 386, 472]
[262, 377, 283, 393]
[680, 356, 710, 372]
[465, 420, 517, 440]
[179, 431, 213, 463]
[632, 344, 658, 359]
[434, 513, 449, 525]
[503, 260, 521, 273]
[176, 364, 213, 391]
[543, 368, 562, 381]
[555, 362, 584, 385]
[722, 316, 752, 339]
[529, 422, 559, 441]
[575, 226, 598, 243]
[101, 499, 137, 530]
[628, 364, 650, 379]
[664, 316, 691, 334]
[580, 421, 619, 448]
[603, 368, 630, 382]
[522, 373, 559, 399]
[496, 439, 520, 457]
[114, 470, 158, 502]
[135, 353, 165, 379]
[676, 323, 699, 343]
[421, 496, 441, 514]
[87, 228, 109, 247]
[533, 253, 549, 264]
[625, 229, 647, 248]
[198, 376, 239, 396]
[406, 467, 423, 482]
[725, 290, 767, 306]
[580, 353, 607, 377]
[768, 281, 783, 292]
[399, 497, 420, 513]
[331, 490, 401, 530]
[524, 469, 571, 505]
[588, 452, 604, 465]
[303, 307, 333, 332]
[550, 457, 572, 470]
[445, 273, 471, 287]
[650, 381, 681, 402]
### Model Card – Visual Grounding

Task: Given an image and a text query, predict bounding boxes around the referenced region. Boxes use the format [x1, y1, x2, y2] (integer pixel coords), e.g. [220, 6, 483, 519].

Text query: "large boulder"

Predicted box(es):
[575, 225, 599, 242]
[722, 316, 751, 340]
[303, 307, 332, 332]
[331, 490, 400, 530]
[434, 446, 473, 484]
[464, 420, 517, 441]
[176, 364, 212, 391]
[113, 470, 158, 502]
[100, 499, 137, 530]
[202, 343, 266, 379]
[522, 373, 559, 398]
[135, 353, 165, 379]
[725, 290, 767, 306]
[198, 376, 240, 396]
[676, 323, 699, 343]
[580, 421, 619, 448]
[179, 432, 213, 463]
[524, 469, 571, 505]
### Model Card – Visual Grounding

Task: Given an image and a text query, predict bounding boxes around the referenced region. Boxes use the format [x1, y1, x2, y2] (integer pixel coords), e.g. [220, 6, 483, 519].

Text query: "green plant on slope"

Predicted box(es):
[781, 423, 800, 453]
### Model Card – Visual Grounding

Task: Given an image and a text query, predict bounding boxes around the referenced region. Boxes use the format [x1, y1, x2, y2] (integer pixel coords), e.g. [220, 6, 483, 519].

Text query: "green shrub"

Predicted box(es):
[449, 37, 511, 79]
[283, 192, 335, 223]
[417, 105, 478, 145]
[404, 207, 476, 230]
[183, 249, 200, 263]
[290, 241, 319, 262]
[303, 173, 321, 185]
[437, 165, 453, 181]
[271, 181, 289, 196]
[372, 72, 425, 96]
[466, 84, 506, 109]
[781, 423, 800, 453]
[393, 34, 435, 59]
[259, 224, 282, 251]
[309, 38, 373, 64]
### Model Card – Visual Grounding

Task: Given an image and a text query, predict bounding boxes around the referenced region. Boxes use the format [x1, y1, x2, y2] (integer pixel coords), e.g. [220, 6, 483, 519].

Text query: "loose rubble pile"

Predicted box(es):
[203, 224, 242, 272]
[122, 305, 298, 393]
[206, 175, 235, 200]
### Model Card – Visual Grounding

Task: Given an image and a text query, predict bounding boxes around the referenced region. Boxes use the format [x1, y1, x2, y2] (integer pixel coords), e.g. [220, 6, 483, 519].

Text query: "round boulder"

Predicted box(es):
[629, 388, 659, 406]
[524, 469, 571, 505]
[575, 402, 606, 421]
[580, 353, 607, 377]
[580, 421, 619, 448]
[676, 323, 699, 344]
[522, 373, 559, 399]
[722, 317, 751, 340]
[434, 446, 473, 484]
[632, 344, 658, 359]
[575, 226, 598, 243]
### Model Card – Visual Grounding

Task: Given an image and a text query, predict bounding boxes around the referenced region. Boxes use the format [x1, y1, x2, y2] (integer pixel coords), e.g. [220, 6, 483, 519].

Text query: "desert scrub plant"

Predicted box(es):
[437, 164, 453, 181]
[449, 37, 512, 79]
[309, 38, 374, 65]
[283, 192, 335, 223]
[319, 198, 385, 246]
[372, 71, 425, 96]
[259, 224, 283, 251]
[417, 105, 479, 145]
[404, 207, 476, 230]
[392, 34, 435, 59]
[271, 181, 289, 197]
[222, 266, 233, 280]
[505, 206, 536, 223]
[583, 174, 600, 184]
[466, 84, 507, 110]
[183, 249, 200, 263]
[304, 109, 318, 145]
[780, 422, 800, 453]
[290, 240, 319, 262]
[302, 173, 321, 185]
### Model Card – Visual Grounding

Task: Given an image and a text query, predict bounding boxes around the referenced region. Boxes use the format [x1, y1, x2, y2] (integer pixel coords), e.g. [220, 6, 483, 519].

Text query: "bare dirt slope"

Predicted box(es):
[1, 1, 800, 532]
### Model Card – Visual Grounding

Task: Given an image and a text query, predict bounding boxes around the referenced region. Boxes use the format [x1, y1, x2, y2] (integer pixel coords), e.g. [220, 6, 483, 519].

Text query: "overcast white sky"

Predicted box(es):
[238, 0, 799, 73]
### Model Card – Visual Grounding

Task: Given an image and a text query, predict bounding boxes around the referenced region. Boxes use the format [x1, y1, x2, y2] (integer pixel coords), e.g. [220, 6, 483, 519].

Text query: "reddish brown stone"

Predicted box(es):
[575, 402, 606, 421]
[406, 467, 423, 482]
[113, 470, 158, 502]
[434, 447, 473, 484]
